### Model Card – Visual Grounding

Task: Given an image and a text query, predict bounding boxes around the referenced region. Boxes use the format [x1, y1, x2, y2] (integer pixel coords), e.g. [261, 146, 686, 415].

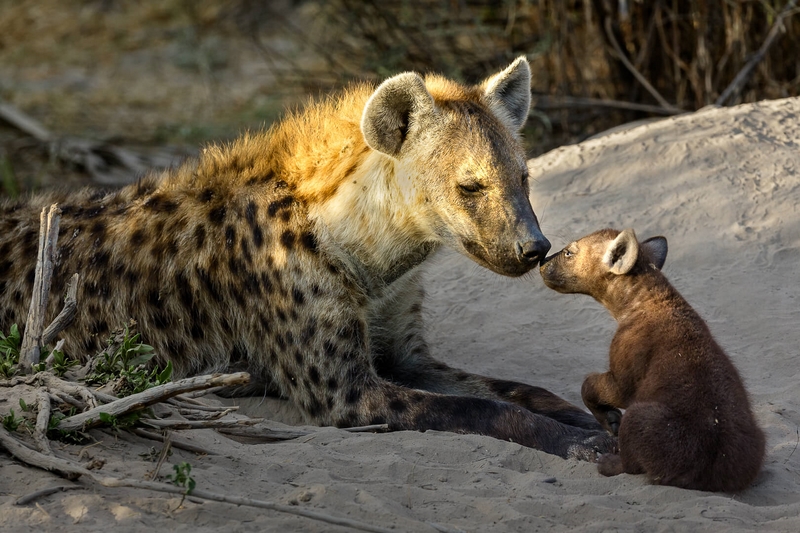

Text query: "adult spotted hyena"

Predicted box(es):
[0, 58, 614, 459]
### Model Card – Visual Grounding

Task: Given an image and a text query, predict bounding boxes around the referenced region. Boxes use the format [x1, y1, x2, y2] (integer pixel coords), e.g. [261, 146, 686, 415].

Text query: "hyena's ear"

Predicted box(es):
[603, 229, 639, 275]
[480, 56, 532, 131]
[641, 236, 668, 270]
[361, 72, 436, 157]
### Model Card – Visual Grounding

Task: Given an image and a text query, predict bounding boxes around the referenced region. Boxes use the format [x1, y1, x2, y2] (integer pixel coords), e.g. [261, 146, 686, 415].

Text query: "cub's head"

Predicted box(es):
[360, 57, 550, 276]
[539, 229, 668, 298]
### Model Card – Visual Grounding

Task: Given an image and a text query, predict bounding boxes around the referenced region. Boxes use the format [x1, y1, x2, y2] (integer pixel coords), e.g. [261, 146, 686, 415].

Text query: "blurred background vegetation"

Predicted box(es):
[1, 0, 798, 196]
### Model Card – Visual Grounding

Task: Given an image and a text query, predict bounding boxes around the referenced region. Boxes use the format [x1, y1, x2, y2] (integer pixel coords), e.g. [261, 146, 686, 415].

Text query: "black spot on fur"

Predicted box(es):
[240, 238, 252, 264]
[323, 341, 337, 359]
[190, 323, 204, 339]
[166, 339, 186, 356]
[194, 225, 206, 249]
[327, 377, 338, 391]
[90, 220, 107, 238]
[208, 205, 226, 226]
[89, 319, 108, 335]
[252, 226, 264, 249]
[152, 311, 171, 329]
[280, 230, 295, 249]
[225, 225, 236, 249]
[300, 232, 318, 253]
[144, 194, 179, 213]
[268, 196, 294, 217]
[245, 201, 258, 225]
[90, 250, 111, 268]
[196, 267, 222, 302]
[199, 188, 214, 203]
[230, 344, 246, 364]
[175, 273, 194, 309]
[130, 229, 146, 247]
[345, 387, 362, 404]
[292, 288, 305, 305]
[389, 398, 408, 413]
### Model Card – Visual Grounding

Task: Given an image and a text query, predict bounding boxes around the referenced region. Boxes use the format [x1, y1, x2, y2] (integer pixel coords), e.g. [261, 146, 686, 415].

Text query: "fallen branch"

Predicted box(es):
[141, 418, 261, 430]
[716, 0, 800, 105]
[533, 95, 683, 116]
[0, 425, 402, 533]
[218, 422, 390, 443]
[130, 427, 217, 456]
[33, 389, 52, 455]
[56, 372, 250, 432]
[15, 485, 85, 506]
[19, 205, 61, 373]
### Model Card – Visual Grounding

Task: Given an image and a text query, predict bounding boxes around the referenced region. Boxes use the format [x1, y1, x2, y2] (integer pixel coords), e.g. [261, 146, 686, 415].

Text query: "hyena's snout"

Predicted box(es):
[514, 219, 551, 267]
[516, 235, 551, 266]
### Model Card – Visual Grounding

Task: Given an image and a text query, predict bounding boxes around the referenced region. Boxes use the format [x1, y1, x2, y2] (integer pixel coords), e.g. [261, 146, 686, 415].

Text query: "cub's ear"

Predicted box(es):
[603, 229, 639, 275]
[641, 236, 668, 270]
[480, 56, 532, 131]
[361, 72, 436, 157]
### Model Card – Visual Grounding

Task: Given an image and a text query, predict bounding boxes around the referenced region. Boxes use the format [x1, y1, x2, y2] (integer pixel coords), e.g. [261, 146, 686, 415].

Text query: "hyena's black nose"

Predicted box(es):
[517, 237, 551, 266]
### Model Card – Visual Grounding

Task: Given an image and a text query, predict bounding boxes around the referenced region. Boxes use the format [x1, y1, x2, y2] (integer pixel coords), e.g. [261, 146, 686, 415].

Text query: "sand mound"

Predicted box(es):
[2, 98, 799, 532]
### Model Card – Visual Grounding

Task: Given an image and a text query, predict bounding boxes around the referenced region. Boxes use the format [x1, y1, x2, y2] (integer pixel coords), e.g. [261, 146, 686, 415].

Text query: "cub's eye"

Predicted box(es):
[458, 182, 482, 194]
[563, 249, 574, 258]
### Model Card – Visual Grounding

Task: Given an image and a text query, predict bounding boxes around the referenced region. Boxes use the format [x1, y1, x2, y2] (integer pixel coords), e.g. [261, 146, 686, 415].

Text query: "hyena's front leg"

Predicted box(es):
[368, 278, 602, 430]
[581, 372, 624, 436]
[271, 305, 615, 461]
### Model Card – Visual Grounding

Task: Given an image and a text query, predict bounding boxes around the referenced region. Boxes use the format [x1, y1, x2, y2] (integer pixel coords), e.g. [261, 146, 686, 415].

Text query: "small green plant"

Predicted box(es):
[86, 324, 172, 395]
[0, 324, 21, 378]
[170, 462, 196, 495]
[48, 348, 80, 376]
[96, 411, 143, 432]
[47, 407, 90, 444]
[19, 398, 32, 412]
[0, 324, 79, 377]
[2, 408, 24, 432]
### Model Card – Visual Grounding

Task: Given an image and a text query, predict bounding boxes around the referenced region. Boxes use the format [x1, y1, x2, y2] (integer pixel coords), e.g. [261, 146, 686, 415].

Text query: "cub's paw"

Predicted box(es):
[597, 453, 624, 476]
[566, 432, 618, 462]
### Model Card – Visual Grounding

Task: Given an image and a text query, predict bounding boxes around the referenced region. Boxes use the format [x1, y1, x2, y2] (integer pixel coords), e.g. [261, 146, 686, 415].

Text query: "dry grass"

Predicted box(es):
[1, 0, 798, 195]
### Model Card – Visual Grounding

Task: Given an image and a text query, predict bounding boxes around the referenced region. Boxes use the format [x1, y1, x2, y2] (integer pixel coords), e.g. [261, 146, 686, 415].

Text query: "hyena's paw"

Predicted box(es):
[603, 408, 623, 436]
[566, 432, 619, 462]
[596, 453, 624, 476]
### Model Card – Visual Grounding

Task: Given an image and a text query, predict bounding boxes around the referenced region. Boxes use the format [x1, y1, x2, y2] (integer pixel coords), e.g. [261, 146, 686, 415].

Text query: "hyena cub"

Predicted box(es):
[540, 229, 764, 491]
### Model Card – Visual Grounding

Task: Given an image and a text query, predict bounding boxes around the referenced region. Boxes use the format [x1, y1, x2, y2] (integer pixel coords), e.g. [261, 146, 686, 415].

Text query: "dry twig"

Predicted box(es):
[56, 372, 250, 432]
[716, 0, 800, 105]
[33, 389, 52, 455]
[41, 273, 80, 348]
[19, 205, 61, 373]
[603, 18, 683, 113]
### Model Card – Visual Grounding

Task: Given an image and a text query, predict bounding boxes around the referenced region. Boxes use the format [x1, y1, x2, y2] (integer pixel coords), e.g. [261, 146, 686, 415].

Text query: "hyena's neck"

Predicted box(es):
[167, 90, 440, 289]
[309, 150, 440, 289]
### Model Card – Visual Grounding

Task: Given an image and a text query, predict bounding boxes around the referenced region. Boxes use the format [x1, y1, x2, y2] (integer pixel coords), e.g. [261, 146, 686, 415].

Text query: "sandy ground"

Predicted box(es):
[2, 97, 800, 532]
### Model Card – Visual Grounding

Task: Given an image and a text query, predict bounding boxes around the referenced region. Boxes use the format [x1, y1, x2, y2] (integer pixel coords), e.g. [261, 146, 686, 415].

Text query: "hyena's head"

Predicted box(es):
[360, 57, 550, 276]
[539, 229, 668, 299]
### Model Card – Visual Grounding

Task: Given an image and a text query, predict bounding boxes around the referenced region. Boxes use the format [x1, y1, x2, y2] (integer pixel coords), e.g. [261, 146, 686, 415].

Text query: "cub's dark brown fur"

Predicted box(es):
[540, 228, 765, 491]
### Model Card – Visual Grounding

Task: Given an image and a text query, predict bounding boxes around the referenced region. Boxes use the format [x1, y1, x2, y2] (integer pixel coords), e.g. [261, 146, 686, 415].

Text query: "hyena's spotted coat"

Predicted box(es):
[0, 58, 614, 459]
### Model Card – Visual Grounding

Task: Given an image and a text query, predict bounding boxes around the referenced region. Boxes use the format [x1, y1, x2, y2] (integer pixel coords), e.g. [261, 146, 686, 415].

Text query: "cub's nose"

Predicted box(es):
[516, 237, 551, 266]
